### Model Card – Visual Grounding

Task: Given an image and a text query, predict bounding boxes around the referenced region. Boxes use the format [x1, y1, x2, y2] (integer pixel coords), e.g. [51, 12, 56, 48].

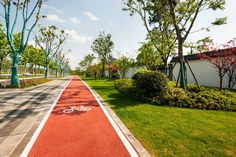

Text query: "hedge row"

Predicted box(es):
[114, 70, 236, 112]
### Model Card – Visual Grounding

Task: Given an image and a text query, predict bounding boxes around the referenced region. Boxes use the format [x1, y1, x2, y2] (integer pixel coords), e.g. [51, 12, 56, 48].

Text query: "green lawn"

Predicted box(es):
[82, 77, 236, 157]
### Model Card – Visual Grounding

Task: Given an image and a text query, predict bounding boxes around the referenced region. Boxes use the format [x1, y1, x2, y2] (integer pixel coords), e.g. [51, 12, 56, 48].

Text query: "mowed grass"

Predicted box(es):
[82, 77, 236, 157]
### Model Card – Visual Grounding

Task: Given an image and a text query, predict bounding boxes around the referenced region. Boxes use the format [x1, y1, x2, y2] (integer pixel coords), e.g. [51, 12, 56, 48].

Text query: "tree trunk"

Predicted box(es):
[45, 61, 49, 79]
[163, 60, 168, 76]
[0, 57, 3, 78]
[24, 62, 27, 76]
[228, 75, 232, 89]
[34, 64, 37, 76]
[220, 76, 223, 91]
[11, 53, 20, 87]
[55, 61, 58, 78]
[101, 62, 105, 78]
[178, 40, 187, 89]
[108, 64, 111, 78]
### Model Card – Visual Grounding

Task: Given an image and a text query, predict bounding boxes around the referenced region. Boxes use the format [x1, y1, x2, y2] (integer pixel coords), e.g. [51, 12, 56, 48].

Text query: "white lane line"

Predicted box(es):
[20, 77, 72, 157]
[80, 78, 139, 157]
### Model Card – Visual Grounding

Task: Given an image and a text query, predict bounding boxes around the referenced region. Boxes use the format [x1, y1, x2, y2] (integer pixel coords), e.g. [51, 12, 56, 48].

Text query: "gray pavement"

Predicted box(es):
[0, 77, 70, 157]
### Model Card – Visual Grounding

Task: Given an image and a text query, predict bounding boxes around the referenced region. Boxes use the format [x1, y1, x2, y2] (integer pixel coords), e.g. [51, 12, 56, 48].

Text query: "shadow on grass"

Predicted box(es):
[81, 77, 144, 109]
[105, 92, 143, 109]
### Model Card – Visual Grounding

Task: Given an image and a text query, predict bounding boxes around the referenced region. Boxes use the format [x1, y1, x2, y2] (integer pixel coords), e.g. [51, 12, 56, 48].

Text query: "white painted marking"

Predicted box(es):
[20, 77, 72, 157]
[80, 78, 139, 157]
[63, 106, 92, 113]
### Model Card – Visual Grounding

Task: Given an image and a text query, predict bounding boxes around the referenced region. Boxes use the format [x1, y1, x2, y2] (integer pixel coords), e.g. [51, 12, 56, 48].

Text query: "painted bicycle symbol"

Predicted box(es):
[63, 106, 92, 114]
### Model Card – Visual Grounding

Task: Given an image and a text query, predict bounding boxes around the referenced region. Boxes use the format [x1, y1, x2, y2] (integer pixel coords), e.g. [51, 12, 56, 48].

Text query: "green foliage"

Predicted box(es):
[115, 76, 236, 111]
[0, 0, 44, 86]
[35, 25, 67, 78]
[136, 42, 163, 70]
[114, 78, 134, 93]
[163, 86, 236, 111]
[82, 77, 236, 157]
[79, 53, 96, 71]
[132, 70, 168, 97]
[91, 31, 114, 77]
[162, 86, 189, 107]
[123, 1, 176, 70]
[111, 72, 120, 79]
[115, 55, 132, 78]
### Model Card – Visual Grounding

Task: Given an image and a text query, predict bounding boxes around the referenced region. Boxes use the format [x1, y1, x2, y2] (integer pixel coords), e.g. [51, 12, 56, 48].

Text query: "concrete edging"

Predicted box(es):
[92, 90, 152, 157]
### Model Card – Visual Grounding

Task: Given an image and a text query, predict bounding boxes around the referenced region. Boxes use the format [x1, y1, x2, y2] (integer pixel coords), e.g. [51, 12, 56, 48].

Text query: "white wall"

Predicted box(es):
[104, 66, 146, 78]
[172, 60, 233, 89]
[125, 66, 146, 78]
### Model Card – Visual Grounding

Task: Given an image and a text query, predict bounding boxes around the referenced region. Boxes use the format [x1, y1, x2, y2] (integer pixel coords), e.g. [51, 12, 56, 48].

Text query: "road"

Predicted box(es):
[26, 77, 134, 157]
[0, 77, 70, 157]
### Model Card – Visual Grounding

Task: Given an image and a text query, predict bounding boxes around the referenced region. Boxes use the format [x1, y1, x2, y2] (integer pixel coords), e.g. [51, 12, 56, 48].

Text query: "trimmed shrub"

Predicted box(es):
[114, 78, 133, 93]
[132, 70, 168, 97]
[114, 71, 236, 112]
[162, 86, 189, 107]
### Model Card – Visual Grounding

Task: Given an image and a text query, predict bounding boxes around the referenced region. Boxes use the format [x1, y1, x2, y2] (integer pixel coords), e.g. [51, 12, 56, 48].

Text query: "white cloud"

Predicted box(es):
[43, 4, 64, 14]
[46, 14, 66, 23]
[65, 29, 92, 44]
[84, 11, 99, 21]
[70, 17, 81, 24]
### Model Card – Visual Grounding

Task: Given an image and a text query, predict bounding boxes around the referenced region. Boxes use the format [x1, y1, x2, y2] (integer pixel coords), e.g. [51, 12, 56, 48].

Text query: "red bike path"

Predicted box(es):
[26, 77, 132, 157]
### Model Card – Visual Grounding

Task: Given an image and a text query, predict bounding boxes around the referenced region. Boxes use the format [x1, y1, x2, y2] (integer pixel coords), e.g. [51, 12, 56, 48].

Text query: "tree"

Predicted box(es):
[55, 51, 70, 77]
[123, 0, 176, 74]
[225, 39, 236, 89]
[0, 23, 9, 77]
[198, 39, 236, 90]
[79, 53, 96, 76]
[157, 0, 226, 89]
[35, 25, 67, 78]
[116, 55, 132, 78]
[0, 0, 43, 86]
[124, 0, 226, 89]
[184, 37, 213, 54]
[80, 54, 96, 70]
[137, 42, 162, 70]
[91, 31, 114, 78]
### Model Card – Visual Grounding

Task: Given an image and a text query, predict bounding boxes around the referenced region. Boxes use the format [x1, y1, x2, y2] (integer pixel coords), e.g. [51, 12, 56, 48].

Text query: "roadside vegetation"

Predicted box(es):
[82, 76, 236, 157]
[0, 1, 71, 87]
[114, 70, 236, 112]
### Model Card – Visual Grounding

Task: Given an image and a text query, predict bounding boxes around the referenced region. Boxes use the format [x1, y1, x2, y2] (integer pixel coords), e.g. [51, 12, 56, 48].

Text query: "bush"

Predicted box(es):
[112, 73, 120, 79]
[132, 70, 168, 97]
[162, 86, 189, 107]
[20, 78, 50, 88]
[114, 71, 236, 112]
[114, 79, 133, 93]
[162, 86, 236, 111]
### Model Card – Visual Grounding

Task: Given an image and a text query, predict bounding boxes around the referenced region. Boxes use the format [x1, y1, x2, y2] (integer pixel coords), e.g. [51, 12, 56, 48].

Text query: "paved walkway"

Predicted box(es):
[24, 77, 136, 157]
[0, 78, 70, 157]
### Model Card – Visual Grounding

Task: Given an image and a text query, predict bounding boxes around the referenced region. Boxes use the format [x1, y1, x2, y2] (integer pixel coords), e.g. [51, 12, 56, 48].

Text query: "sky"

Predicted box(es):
[2, 0, 236, 69]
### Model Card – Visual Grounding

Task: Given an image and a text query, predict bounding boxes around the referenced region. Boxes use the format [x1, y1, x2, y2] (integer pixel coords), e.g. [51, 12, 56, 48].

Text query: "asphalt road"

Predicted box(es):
[0, 77, 70, 157]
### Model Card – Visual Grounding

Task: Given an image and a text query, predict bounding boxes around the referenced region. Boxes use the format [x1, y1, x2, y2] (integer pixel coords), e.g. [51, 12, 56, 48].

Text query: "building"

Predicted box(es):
[170, 47, 236, 89]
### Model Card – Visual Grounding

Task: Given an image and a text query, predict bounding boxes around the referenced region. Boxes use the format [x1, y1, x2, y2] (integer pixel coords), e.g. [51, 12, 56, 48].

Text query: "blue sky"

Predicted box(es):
[7, 0, 236, 69]
[39, 0, 146, 69]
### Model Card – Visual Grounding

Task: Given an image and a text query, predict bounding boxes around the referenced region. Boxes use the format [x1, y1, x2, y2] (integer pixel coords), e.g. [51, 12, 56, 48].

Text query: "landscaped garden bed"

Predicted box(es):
[0, 78, 51, 88]
[114, 70, 236, 112]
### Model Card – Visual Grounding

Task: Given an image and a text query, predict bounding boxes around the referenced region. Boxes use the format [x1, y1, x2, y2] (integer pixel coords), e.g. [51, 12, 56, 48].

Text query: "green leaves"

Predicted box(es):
[91, 31, 114, 63]
[116, 55, 133, 78]
[212, 17, 227, 25]
[208, 0, 225, 10]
